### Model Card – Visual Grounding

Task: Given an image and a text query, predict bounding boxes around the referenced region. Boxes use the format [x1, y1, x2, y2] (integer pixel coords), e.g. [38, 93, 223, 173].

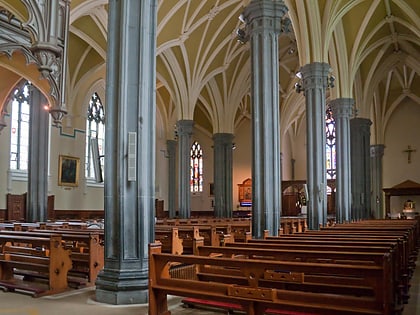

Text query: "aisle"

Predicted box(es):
[402, 250, 420, 315]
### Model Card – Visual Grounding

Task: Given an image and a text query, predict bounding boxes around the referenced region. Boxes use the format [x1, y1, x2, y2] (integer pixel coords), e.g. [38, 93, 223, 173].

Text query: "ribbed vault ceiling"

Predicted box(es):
[0, 0, 419, 142]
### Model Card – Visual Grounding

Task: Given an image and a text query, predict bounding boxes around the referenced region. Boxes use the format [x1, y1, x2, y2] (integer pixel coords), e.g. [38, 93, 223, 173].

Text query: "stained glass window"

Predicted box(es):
[85, 93, 105, 181]
[190, 141, 203, 192]
[326, 105, 336, 179]
[10, 81, 31, 171]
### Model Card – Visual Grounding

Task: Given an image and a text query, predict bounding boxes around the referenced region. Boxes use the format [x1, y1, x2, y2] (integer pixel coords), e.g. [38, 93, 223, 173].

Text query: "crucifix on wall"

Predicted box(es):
[403, 145, 416, 164]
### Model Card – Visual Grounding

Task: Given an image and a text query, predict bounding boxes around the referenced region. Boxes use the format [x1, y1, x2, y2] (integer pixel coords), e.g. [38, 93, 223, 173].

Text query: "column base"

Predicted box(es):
[95, 269, 148, 305]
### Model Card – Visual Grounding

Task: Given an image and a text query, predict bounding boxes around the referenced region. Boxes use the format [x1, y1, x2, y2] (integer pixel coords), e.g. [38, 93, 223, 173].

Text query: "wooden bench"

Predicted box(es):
[0, 229, 104, 285]
[0, 234, 72, 296]
[155, 225, 232, 254]
[149, 242, 393, 315]
[156, 218, 252, 243]
[195, 243, 393, 296]
[154, 227, 183, 254]
[196, 241, 404, 313]
[258, 234, 407, 306]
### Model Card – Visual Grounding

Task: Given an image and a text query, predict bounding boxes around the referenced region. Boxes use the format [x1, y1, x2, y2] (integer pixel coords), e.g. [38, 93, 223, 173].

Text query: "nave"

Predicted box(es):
[0, 253, 419, 315]
[0, 219, 419, 315]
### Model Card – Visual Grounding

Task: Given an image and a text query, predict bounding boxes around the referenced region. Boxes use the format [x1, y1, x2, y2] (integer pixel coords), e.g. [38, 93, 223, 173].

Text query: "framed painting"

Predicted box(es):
[58, 155, 80, 187]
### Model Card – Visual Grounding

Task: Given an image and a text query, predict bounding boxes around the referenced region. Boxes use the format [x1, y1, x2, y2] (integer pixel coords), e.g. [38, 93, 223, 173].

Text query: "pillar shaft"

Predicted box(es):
[350, 118, 372, 220]
[27, 87, 49, 222]
[370, 144, 385, 219]
[177, 120, 194, 218]
[243, 0, 287, 238]
[213, 133, 234, 218]
[167, 139, 177, 218]
[330, 98, 353, 223]
[299, 62, 331, 229]
[95, 0, 157, 305]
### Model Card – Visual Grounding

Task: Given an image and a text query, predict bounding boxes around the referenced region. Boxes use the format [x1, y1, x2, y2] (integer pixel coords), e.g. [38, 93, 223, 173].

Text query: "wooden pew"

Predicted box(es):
[0, 234, 72, 296]
[0, 229, 104, 285]
[154, 226, 183, 254]
[257, 235, 406, 307]
[196, 243, 392, 294]
[197, 242, 403, 313]
[155, 225, 232, 254]
[156, 218, 252, 243]
[149, 242, 393, 315]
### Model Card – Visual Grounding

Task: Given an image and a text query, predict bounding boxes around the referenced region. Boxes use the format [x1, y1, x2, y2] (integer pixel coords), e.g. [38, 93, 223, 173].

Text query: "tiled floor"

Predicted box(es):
[0, 254, 419, 315]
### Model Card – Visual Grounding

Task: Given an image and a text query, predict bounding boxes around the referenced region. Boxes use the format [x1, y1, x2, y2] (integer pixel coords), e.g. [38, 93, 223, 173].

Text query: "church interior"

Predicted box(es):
[0, 0, 420, 314]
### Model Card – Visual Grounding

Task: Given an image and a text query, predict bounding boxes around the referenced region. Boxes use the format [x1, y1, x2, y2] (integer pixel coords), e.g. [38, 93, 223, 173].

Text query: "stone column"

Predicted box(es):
[213, 133, 234, 218]
[166, 139, 177, 218]
[27, 87, 49, 222]
[370, 144, 385, 219]
[242, 0, 287, 238]
[176, 119, 194, 218]
[95, 0, 157, 305]
[350, 118, 372, 220]
[330, 98, 353, 223]
[298, 62, 331, 229]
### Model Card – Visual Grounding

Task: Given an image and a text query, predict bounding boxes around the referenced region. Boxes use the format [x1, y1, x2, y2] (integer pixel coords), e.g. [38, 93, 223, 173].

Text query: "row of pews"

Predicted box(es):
[149, 219, 419, 315]
[0, 221, 104, 297]
[154, 216, 308, 254]
[155, 217, 253, 254]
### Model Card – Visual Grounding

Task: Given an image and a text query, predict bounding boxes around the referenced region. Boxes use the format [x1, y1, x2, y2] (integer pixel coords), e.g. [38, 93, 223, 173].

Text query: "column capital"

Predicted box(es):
[213, 133, 235, 144]
[330, 98, 354, 119]
[176, 119, 194, 136]
[243, 0, 288, 34]
[350, 117, 372, 127]
[370, 144, 385, 158]
[297, 62, 332, 91]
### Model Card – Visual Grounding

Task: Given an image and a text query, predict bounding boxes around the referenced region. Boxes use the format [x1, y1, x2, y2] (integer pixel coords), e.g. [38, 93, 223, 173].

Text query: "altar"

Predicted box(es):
[383, 180, 420, 218]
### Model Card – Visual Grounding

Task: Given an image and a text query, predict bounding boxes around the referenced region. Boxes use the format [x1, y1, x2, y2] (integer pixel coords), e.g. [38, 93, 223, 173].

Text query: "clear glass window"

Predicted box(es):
[10, 82, 31, 171]
[85, 93, 105, 181]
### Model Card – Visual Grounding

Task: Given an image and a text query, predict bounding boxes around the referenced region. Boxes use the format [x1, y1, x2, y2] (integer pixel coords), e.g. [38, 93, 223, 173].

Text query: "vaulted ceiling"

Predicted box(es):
[0, 0, 419, 143]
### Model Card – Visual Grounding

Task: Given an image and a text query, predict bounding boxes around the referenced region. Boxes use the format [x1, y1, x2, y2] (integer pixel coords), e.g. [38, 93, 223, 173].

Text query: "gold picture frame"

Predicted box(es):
[58, 155, 80, 187]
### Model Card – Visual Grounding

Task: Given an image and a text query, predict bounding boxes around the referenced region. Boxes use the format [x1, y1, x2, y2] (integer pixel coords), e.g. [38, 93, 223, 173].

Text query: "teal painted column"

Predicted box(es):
[95, 0, 157, 304]
[177, 119, 194, 218]
[242, 0, 287, 238]
[167, 139, 177, 218]
[213, 133, 234, 218]
[370, 144, 385, 219]
[297, 62, 331, 229]
[330, 98, 353, 223]
[350, 118, 372, 220]
[27, 87, 49, 222]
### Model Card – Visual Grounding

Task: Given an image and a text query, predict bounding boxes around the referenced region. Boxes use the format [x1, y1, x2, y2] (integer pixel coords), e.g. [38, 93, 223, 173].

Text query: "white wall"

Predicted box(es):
[383, 98, 420, 216]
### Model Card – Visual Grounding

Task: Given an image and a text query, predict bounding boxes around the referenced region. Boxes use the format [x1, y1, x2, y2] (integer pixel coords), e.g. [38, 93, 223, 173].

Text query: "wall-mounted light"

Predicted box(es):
[236, 27, 248, 44]
[294, 82, 303, 93]
[328, 75, 335, 88]
[173, 124, 178, 140]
